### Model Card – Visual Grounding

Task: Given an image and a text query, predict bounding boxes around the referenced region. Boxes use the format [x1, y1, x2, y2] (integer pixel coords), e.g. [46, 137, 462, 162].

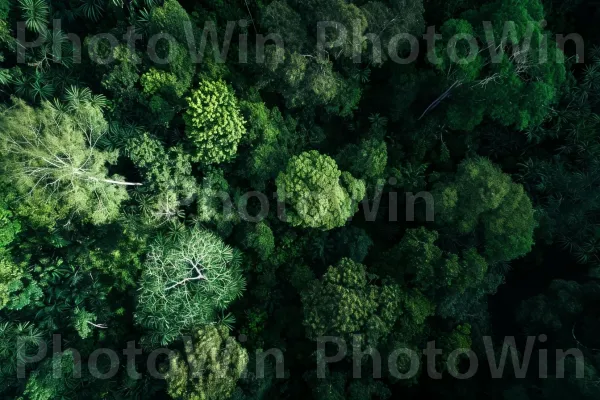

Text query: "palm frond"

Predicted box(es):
[90, 94, 108, 109]
[134, 8, 152, 37]
[217, 312, 237, 331]
[30, 71, 54, 101]
[0, 69, 10, 85]
[18, 0, 49, 33]
[78, 0, 105, 21]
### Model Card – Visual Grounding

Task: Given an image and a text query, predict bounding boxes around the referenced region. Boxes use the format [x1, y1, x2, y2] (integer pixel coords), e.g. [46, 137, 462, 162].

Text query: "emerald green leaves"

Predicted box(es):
[426, 0, 566, 131]
[13, 71, 55, 102]
[302, 258, 402, 346]
[64, 85, 108, 110]
[185, 79, 246, 165]
[0, 203, 21, 248]
[276, 150, 366, 230]
[165, 325, 249, 400]
[434, 158, 536, 263]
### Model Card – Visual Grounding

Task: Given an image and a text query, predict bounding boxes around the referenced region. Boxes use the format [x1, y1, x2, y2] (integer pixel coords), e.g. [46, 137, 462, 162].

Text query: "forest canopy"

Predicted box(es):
[0, 0, 599, 399]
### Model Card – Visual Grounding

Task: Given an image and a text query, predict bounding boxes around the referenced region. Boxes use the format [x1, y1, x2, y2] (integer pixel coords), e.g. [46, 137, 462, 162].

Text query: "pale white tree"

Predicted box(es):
[0, 97, 140, 226]
[135, 227, 245, 344]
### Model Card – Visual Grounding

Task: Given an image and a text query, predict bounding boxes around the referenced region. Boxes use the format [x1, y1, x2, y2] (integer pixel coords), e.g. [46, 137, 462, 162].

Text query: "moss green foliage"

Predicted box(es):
[101, 45, 141, 104]
[148, 0, 194, 95]
[0, 0, 9, 20]
[141, 68, 181, 97]
[0, 202, 20, 248]
[196, 168, 240, 236]
[302, 258, 402, 346]
[125, 131, 197, 204]
[239, 99, 300, 188]
[238, 222, 275, 261]
[276, 151, 366, 230]
[336, 138, 388, 182]
[185, 79, 246, 164]
[72, 307, 97, 339]
[383, 227, 488, 294]
[22, 350, 88, 400]
[429, 0, 566, 131]
[149, 0, 192, 44]
[0, 255, 26, 310]
[434, 158, 536, 263]
[165, 325, 249, 400]
[438, 323, 472, 374]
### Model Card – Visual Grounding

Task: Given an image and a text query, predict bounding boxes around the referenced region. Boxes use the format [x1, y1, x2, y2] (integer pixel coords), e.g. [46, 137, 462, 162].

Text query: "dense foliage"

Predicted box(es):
[0, 0, 599, 398]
